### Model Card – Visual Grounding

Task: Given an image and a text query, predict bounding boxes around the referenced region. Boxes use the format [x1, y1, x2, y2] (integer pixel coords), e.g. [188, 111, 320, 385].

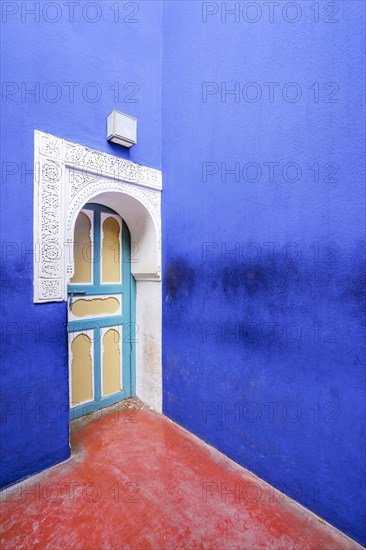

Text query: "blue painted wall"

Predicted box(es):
[162, 1, 365, 545]
[0, 0, 162, 488]
[1, 0, 365, 545]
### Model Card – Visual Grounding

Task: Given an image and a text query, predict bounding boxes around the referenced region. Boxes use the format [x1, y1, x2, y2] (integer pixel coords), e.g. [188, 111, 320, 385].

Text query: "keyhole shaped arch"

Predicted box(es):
[34, 131, 162, 411]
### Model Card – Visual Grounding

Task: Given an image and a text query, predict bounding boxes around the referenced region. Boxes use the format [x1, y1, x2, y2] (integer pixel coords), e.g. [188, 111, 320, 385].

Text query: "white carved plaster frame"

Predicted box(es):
[34, 130, 162, 411]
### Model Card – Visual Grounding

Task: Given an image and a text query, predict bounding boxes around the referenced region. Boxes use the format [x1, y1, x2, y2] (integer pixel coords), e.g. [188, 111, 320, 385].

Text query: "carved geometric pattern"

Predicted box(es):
[38, 279, 63, 300]
[67, 171, 161, 234]
[39, 134, 162, 190]
[34, 131, 162, 303]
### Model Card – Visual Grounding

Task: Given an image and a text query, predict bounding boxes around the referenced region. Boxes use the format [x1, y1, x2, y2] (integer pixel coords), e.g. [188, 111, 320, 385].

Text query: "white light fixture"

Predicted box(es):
[107, 110, 137, 148]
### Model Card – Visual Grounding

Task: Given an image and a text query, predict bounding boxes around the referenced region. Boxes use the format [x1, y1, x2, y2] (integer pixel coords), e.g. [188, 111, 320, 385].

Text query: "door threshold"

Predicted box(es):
[70, 397, 145, 428]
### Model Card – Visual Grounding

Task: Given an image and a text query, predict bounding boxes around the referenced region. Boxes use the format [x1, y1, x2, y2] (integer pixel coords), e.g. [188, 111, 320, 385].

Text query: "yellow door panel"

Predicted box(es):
[71, 297, 120, 318]
[102, 329, 121, 396]
[71, 333, 93, 404]
[102, 216, 121, 283]
[70, 211, 92, 284]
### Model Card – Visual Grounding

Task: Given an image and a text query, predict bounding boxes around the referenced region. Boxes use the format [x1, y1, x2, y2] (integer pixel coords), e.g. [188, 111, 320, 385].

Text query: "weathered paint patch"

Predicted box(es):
[165, 258, 196, 301]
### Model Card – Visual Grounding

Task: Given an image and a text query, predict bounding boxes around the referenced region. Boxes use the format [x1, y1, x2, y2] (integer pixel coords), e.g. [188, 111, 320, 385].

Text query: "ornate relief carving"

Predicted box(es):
[141, 188, 160, 210]
[39, 159, 63, 280]
[40, 134, 62, 158]
[69, 170, 101, 200]
[38, 279, 63, 300]
[64, 141, 161, 189]
[66, 172, 161, 235]
[34, 131, 162, 303]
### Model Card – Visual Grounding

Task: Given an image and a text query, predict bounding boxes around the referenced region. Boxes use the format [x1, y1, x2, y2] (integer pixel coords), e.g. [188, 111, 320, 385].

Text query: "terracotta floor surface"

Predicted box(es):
[0, 399, 363, 550]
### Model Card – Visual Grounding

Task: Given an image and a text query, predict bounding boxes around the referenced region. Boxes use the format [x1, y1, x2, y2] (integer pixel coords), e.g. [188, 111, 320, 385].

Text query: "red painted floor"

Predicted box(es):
[0, 400, 362, 550]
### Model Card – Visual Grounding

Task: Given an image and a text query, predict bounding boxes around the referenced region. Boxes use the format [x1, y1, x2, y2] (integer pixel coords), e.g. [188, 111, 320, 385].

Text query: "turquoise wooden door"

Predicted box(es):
[67, 203, 136, 419]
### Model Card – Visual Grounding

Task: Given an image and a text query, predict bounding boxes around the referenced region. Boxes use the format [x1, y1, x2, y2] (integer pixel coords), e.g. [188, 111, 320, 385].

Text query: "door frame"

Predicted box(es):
[33, 131, 162, 412]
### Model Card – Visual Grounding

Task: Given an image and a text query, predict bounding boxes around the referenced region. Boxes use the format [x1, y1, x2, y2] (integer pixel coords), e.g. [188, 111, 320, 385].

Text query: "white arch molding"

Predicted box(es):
[34, 130, 162, 411]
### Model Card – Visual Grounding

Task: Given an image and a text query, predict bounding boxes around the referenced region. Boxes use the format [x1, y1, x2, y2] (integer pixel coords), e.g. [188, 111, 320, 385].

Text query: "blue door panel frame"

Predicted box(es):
[68, 203, 135, 420]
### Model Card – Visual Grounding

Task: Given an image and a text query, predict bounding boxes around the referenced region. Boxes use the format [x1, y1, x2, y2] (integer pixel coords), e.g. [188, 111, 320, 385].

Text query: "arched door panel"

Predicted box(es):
[68, 203, 135, 419]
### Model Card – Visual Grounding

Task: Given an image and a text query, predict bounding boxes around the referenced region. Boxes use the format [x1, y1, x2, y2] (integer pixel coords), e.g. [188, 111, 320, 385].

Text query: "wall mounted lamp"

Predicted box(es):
[107, 109, 137, 148]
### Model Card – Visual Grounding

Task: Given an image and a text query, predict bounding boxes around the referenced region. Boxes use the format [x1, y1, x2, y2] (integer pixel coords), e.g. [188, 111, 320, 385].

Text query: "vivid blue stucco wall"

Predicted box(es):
[0, 0, 162, 488]
[1, 0, 365, 544]
[162, 1, 365, 544]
